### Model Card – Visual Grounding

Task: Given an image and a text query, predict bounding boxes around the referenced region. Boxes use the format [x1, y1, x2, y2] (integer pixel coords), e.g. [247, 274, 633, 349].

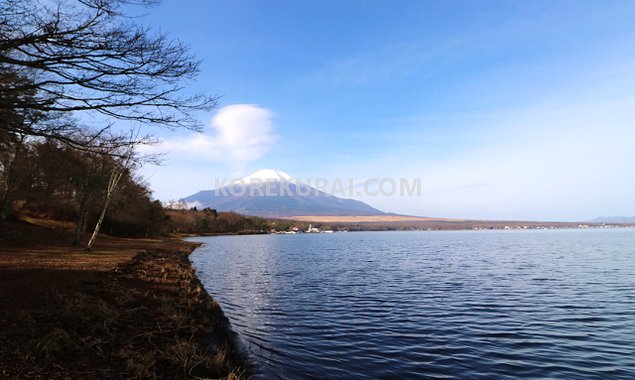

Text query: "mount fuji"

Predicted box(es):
[181, 169, 386, 217]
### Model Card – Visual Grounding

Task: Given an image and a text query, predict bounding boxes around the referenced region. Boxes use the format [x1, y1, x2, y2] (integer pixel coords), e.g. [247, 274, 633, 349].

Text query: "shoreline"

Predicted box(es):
[0, 222, 248, 379]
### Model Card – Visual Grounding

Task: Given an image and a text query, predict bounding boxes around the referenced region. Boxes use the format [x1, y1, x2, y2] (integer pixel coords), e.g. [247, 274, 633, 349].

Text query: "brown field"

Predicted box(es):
[0, 220, 246, 379]
[279, 215, 599, 231]
[282, 215, 466, 223]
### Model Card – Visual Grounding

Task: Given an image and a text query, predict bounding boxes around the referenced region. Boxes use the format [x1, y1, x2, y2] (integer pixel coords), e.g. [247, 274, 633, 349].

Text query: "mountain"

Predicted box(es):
[181, 169, 386, 217]
[592, 216, 635, 223]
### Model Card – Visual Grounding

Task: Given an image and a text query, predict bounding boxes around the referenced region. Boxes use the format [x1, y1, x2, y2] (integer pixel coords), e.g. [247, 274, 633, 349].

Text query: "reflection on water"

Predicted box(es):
[189, 229, 635, 379]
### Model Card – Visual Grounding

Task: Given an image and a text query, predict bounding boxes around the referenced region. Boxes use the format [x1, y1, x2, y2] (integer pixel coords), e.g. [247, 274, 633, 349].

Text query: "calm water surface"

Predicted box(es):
[189, 229, 635, 379]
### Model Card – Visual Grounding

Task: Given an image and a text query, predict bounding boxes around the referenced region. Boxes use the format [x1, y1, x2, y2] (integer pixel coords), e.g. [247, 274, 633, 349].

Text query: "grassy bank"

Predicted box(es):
[0, 221, 247, 379]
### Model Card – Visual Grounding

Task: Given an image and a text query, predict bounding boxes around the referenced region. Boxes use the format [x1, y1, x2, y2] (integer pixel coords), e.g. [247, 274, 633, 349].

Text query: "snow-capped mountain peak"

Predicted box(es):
[183, 168, 386, 217]
[238, 169, 301, 184]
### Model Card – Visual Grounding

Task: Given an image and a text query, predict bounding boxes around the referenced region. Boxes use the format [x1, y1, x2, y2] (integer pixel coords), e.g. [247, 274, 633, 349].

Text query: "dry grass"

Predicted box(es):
[0, 221, 249, 379]
[283, 215, 466, 223]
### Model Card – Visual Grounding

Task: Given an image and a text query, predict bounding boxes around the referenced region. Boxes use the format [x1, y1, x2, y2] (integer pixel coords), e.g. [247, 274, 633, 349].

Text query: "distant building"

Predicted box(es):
[306, 224, 320, 233]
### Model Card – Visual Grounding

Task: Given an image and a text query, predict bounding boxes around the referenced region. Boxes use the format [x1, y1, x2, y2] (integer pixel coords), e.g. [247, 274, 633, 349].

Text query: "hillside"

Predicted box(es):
[182, 169, 386, 217]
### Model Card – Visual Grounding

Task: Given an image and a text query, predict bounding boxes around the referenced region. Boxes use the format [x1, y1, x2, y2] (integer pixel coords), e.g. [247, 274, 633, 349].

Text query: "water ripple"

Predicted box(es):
[190, 229, 635, 379]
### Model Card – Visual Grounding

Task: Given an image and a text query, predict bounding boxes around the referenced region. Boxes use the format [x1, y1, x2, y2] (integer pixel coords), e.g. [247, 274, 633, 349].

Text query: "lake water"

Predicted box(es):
[189, 229, 635, 379]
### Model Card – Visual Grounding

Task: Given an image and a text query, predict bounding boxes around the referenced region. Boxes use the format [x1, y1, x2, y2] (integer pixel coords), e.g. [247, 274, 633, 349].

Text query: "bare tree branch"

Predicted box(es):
[0, 0, 218, 148]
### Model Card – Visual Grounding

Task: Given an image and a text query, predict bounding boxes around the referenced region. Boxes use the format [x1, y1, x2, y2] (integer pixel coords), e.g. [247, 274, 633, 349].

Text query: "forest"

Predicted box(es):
[0, 0, 239, 246]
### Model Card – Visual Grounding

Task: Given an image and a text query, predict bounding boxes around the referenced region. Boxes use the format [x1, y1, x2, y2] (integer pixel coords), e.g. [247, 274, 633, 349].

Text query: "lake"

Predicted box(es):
[189, 229, 635, 379]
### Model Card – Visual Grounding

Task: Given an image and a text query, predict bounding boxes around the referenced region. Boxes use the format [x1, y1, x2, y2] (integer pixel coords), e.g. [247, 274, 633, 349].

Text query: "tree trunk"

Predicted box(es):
[0, 136, 25, 221]
[74, 198, 87, 245]
[86, 197, 110, 251]
[0, 192, 10, 221]
[85, 146, 132, 251]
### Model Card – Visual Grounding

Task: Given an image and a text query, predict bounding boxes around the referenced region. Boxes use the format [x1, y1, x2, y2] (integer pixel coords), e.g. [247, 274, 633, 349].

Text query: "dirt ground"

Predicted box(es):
[0, 221, 246, 379]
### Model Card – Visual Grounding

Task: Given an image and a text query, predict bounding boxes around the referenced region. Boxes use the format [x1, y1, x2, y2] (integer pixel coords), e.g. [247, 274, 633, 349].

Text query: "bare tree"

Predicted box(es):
[86, 143, 134, 251]
[0, 132, 29, 219]
[0, 0, 217, 148]
[36, 140, 113, 242]
[70, 150, 111, 244]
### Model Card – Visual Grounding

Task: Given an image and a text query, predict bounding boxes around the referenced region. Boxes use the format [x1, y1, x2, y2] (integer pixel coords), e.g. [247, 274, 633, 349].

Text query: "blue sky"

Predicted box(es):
[138, 0, 635, 221]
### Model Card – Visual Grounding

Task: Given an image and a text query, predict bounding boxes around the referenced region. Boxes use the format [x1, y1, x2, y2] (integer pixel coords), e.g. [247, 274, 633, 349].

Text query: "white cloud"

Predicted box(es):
[154, 104, 277, 173]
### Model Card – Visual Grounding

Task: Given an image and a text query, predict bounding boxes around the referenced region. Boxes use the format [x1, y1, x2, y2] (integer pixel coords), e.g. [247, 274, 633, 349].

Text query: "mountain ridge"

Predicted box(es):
[592, 216, 635, 223]
[181, 169, 386, 217]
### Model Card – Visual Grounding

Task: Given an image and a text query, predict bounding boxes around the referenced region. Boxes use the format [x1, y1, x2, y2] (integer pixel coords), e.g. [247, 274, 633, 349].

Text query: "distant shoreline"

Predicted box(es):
[276, 215, 635, 232]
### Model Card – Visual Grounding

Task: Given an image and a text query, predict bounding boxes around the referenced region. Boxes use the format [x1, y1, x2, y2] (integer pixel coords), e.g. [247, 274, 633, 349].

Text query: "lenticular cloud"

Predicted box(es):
[152, 104, 277, 172]
[212, 104, 277, 167]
